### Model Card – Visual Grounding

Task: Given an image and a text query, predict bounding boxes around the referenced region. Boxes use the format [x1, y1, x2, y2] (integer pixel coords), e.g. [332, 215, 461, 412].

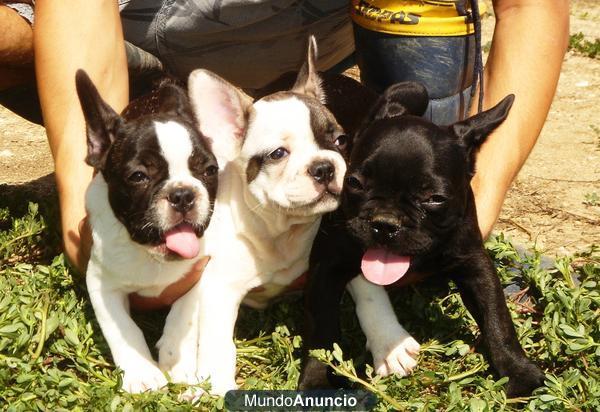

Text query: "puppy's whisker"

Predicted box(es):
[248, 202, 265, 214]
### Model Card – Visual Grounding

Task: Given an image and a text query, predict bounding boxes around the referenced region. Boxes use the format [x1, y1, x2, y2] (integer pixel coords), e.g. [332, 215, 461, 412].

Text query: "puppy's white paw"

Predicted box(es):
[166, 363, 200, 386]
[159, 351, 206, 402]
[157, 335, 198, 385]
[159, 344, 199, 386]
[172, 372, 234, 401]
[196, 339, 237, 396]
[196, 369, 237, 397]
[178, 386, 206, 402]
[121, 362, 168, 393]
[369, 330, 420, 377]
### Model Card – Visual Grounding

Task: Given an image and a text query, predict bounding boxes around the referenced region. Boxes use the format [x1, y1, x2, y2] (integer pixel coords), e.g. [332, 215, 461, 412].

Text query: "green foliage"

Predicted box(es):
[592, 125, 600, 146]
[583, 192, 599, 207]
[569, 32, 600, 59]
[0, 205, 598, 410]
[0, 203, 47, 265]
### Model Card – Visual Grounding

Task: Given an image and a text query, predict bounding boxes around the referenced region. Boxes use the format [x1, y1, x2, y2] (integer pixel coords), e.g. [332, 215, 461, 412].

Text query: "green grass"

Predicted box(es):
[591, 125, 600, 150]
[569, 32, 600, 59]
[0, 202, 598, 411]
[584, 192, 599, 207]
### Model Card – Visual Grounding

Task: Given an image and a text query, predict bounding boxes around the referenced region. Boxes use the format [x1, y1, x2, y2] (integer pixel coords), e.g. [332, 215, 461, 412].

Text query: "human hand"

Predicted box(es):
[75, 216, 93, 273]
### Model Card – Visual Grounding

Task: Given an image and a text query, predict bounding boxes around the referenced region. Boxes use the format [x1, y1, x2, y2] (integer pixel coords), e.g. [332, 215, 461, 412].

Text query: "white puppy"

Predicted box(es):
[157, 37, 348, 395]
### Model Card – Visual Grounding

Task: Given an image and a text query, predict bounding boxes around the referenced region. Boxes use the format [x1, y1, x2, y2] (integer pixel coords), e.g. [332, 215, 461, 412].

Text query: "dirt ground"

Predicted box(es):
[0, 0, 598, 256]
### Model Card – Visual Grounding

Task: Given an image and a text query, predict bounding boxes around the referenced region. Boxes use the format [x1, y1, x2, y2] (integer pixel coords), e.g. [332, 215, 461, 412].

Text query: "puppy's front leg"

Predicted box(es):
[451, 253, 545, 397]
[160, 273, 242, 396]
[87, 270, 167, 393]
[158, 282, 202, 385]
[194, 276, 245, 396]
[298, 257, 355, 390]
[347, 276, 420, 377]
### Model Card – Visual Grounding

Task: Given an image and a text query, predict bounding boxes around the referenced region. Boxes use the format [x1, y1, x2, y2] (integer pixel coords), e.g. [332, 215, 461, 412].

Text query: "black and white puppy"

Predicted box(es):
[76, 71, 218, 393]
[156, 37, 348, 396]
[299, 83, 545, 397]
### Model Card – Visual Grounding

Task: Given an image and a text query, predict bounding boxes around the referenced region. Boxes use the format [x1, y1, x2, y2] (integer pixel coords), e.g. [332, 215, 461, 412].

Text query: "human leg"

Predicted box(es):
[35, 0, 129, 272]
[0, 4, 34, 91]
[0, 4, 40, 123]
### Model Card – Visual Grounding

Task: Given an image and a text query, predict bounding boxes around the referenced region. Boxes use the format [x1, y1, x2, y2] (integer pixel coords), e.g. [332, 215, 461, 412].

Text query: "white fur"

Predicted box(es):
[243, 97, 345, 214]
[157, 89, 346, 396]
[86, 176, 197, 393]
[155, 121, 194, 175]
[86, 120, 212, 393]
[347, 276, 420, 377]
[188, 70, 252, 164]
[153, 121, 211, 228]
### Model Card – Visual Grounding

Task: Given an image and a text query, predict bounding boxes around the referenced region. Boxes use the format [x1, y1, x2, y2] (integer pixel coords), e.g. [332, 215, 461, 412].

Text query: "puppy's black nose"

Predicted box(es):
[371, 215, 401, 240]
[168, 188, 196, 213]
[308, 161, 334, 184]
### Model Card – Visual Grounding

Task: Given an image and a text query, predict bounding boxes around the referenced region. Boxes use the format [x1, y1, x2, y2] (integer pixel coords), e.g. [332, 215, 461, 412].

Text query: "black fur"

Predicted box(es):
[298, 81, 544, 397]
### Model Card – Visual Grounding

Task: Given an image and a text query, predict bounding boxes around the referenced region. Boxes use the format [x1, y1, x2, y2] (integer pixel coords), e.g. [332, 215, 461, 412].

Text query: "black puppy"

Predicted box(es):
[299, 82, 545, 397]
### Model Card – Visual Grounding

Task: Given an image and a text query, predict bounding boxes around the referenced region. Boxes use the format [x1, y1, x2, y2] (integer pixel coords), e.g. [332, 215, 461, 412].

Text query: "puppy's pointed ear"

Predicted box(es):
[188, 69, 253, 161]
[75, 69, 121, 169]
[156, 79, 195, 121]
[370, 82, 429, 121]
[291, 35, 325, 103]
[452, 94, 514, 148]
[451, 94, 514, 175]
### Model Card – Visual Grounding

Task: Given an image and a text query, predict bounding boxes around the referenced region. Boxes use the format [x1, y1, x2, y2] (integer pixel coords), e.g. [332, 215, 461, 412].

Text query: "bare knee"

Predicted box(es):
[0, 5, 34, 89]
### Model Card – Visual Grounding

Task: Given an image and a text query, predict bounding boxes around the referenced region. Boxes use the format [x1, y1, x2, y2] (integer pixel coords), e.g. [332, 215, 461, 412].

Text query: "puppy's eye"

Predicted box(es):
[345, 176, 364, 191]
[268, 147, 289, 160]
[203, 165, 218, 177]
[424, 195, 447, 205]
[128, 171, 149, 183]
[334, 134, 348, 149]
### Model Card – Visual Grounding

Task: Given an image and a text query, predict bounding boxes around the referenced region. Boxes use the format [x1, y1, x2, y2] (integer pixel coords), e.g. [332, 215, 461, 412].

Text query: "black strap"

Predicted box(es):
[469, 0, 484, 113]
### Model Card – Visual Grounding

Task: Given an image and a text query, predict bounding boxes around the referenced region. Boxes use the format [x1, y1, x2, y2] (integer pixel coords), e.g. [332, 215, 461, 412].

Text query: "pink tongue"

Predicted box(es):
[361, 248, 411, 286]
[164, 225, 200, 259]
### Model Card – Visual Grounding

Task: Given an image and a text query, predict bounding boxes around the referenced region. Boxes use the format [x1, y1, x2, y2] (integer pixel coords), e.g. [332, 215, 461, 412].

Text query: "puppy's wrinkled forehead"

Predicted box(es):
[106, 116, 215, 192]
[353, 118, 467, 190]
[353, 119, 432, 166]
[153, 120, 194, 178]
[249, 92, 340, 151]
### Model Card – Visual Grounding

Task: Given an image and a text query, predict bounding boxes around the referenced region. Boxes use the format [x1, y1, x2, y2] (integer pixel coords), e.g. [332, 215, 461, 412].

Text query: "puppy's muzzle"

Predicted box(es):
[370, 214, 401, 241]
[308, 160, 335, 185]
[167, 187, 196, 213]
